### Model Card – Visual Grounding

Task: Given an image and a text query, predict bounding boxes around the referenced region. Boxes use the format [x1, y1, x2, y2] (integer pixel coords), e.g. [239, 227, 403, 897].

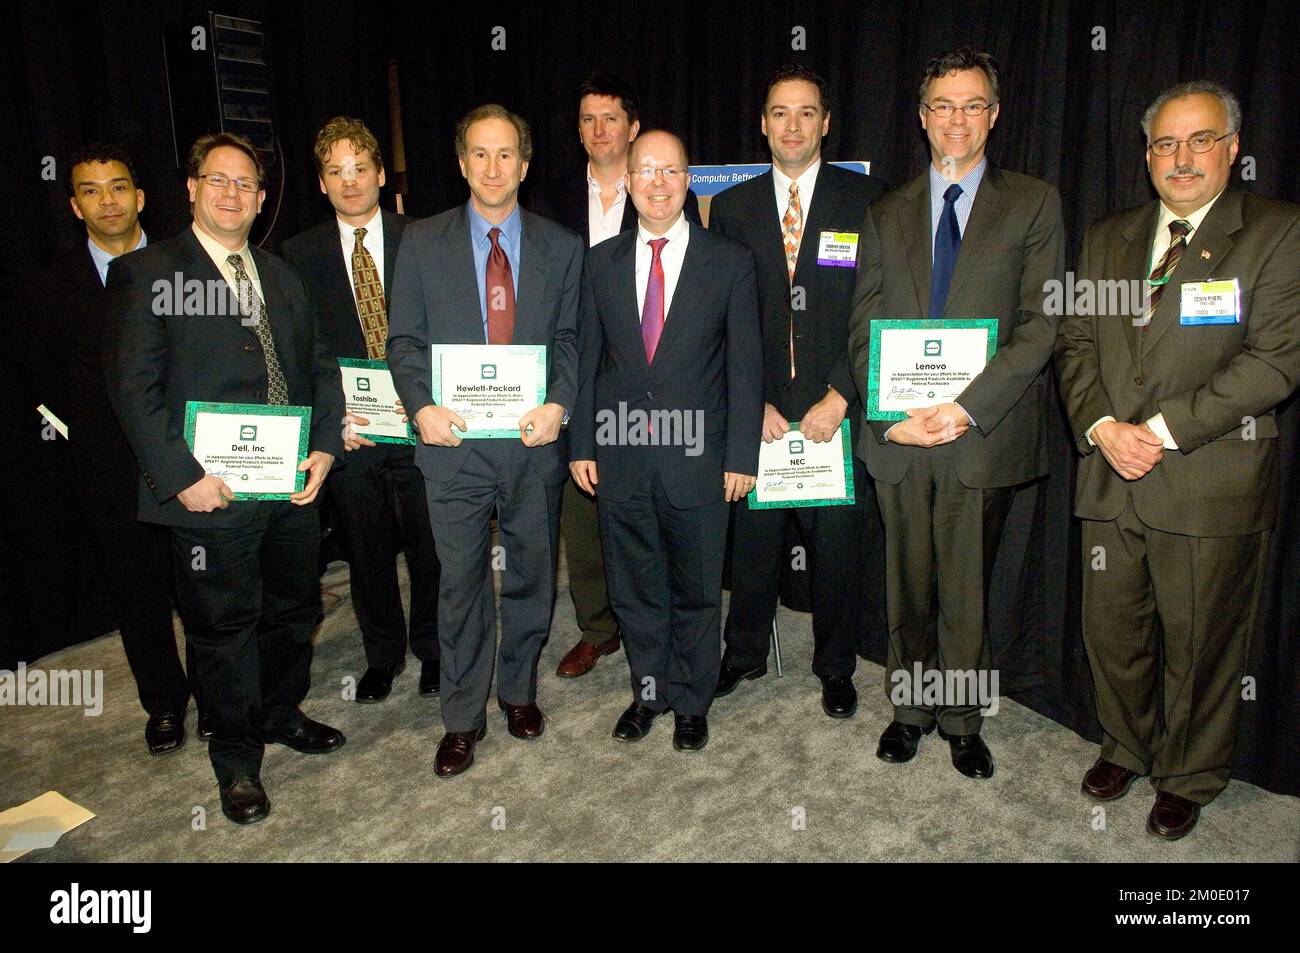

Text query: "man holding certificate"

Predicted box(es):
[847, 49, 1063, 779]
[387, 105, 582, 778]
[106, 132, 347, 825]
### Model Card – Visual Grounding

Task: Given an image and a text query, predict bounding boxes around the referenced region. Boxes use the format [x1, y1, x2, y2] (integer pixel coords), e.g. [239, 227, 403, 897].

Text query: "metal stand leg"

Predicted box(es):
[770, 615, 784, 677]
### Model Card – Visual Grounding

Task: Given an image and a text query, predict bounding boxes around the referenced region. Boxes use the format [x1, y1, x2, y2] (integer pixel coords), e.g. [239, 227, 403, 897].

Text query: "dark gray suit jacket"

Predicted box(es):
[847, 164, 1065, 488]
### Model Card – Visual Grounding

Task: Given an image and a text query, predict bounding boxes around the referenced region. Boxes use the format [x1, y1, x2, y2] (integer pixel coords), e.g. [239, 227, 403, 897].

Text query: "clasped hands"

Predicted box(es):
[413, 402, 565, 449]
[884, 402, 970, 447]
[1091, 420, 1164, 480]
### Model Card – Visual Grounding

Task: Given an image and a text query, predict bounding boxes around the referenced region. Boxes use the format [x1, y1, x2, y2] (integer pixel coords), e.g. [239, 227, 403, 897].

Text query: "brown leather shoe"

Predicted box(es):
[498, 699, 545, 739]
[1147, 791, 1200, 840]
[556, 634, 620, 678]
[1081, 758, 1140, 801]
[434, 724, 486, 778]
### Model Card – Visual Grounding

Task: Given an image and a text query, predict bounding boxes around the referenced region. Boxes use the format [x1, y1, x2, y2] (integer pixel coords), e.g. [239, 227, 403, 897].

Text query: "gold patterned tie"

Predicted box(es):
[782, 182, 803, 379]
[227, 253, 288, 405]
[1142, 219, 1191, 332]
[351, 227, 388, 359]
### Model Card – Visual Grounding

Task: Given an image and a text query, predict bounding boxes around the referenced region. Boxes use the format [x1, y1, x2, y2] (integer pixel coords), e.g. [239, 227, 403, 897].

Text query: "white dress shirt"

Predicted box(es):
[338, 207, 385, 306]
[771, 159, 821, 246]
[191, 222, 263, 299]
[587, 164, 628, 247]
[635, 211, 691, 321]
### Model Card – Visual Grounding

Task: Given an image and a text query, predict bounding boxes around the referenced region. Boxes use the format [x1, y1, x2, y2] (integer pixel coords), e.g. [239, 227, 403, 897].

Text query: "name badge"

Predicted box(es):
[1180, 278, 1241, 325]
[816, 231, 859, 267]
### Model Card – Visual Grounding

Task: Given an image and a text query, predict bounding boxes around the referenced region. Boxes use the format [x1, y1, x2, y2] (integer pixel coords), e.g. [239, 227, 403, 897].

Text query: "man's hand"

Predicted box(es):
[885, 405, 967, 447]
[1092, 420, 1164, 480]
[177, 473, 234, 513]
[342, 412, 377, 451]
[801, 387, 848, 443]
[762, 403, 789, 443]
[570, 459, 599, 495]
[724, 471, 756, 503]
[291, 451, 335, 505]
[414, 405, 466, 447]
[520, 402, 565, 447]
[920, 403, 971, 439]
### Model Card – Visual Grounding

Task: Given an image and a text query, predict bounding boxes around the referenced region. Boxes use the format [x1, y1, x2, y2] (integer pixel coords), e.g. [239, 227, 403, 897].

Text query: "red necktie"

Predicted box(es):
[486, 227, 515, 344]
[642, 238, 667, 363]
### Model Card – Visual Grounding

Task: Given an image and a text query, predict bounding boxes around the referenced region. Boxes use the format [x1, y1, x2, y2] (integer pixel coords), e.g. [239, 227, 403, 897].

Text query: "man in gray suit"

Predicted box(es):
[848, 48, 1064, 779]
[387, 104, 582, 777]
[1057, 81, 1300, 839]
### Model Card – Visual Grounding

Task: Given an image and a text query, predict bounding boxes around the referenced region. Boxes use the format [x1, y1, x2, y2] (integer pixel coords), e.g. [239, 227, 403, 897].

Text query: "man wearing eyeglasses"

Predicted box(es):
[106, 132, 346, 825]
[1057, 81, 1300, 839]
[848, 48, 1064, 779]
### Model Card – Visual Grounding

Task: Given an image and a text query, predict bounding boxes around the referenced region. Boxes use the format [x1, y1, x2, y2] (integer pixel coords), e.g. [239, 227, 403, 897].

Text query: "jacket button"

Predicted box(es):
[646, 391, 654, 400]
[254, 389, 263, 398]
[244, 343, 254, 352]
[1134, 376, 1143, 385]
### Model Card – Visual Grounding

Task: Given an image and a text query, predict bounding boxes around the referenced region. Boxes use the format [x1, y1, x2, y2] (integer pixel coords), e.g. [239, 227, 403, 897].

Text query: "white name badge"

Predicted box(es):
[1180, 278, 1241, 326]
[816, 231, 859, 267]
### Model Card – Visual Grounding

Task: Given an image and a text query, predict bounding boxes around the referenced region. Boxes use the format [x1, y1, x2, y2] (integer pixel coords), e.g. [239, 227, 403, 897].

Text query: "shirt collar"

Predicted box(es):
[772, 158, 821, 199]
[337, 206, 382, 242]
[192, 221, 250, 263]
[929, 157, 987, 199]
[586, 163, 626, 196]
[87, 229, 146, 282]
[636, 209, 690, 247]
[1157, 186, 1226, 238]
[468, 201, 522, 250]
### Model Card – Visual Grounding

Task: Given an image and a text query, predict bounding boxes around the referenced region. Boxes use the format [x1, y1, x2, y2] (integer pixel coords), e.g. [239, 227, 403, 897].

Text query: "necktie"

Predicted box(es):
[1142, 219, 1192, 331]
[930, 183, 963, 318]
[782, 182, 803, 380]
[642, 237, 668, 364]
[486, 227, 515, 345]
[227, 253, 288, 404]
[351, 227, 388, 359]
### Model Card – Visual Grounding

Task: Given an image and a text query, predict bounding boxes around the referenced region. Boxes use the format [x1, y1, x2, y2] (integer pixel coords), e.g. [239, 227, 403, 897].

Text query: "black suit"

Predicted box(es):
[20, 242, 190, 716]
[106, 225, 345, 783]
[282, 209, 440, 671]
[710, 164, 888, 678]
[572, 220, 763, 715]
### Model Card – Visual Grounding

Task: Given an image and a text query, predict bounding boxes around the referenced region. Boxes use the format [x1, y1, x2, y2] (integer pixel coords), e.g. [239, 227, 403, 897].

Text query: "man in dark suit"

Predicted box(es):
[106, 132, 347, 825]
[848, 49, 1064, 779]
[21, 144, 193, 755]
[570, 130, 763, 751]
[1057, 81, 1300, 839]
[710, 65, 888, 719]
[282, 117, 441, 704]
[530, 73, 700, 679]
[387, 104, 582, 777]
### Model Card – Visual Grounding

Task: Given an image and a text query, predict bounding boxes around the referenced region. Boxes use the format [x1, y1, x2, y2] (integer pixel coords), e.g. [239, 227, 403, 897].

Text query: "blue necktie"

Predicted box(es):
[930, 183, 963, 318]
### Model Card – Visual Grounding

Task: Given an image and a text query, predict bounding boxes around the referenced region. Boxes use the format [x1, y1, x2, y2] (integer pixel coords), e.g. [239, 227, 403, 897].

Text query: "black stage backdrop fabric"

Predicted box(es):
[3, 0, 1296, 796]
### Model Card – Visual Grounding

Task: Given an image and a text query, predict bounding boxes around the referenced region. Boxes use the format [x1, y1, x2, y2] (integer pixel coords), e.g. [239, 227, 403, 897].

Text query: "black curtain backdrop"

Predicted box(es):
[3, 0, 1296, 797]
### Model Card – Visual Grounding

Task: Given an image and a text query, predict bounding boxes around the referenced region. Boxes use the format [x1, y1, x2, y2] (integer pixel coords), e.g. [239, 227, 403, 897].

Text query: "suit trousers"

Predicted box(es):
[561, 478, 618, 643]
[329, 454, 440, 669]
[598, 469, 728, 717]
[1081, 501, 1268, 804]
[724, 456, 873, 677]
[424, 444, 562, 732]
[169, 502, 321, 782]
[875, 447, 1014, 735]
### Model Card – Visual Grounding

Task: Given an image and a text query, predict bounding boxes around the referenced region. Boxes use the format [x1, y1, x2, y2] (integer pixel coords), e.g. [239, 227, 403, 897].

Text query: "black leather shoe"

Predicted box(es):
[876, 720, 935, 763]
[940, 729, 995, 779]
[819, 675, 858, 718]
[220, 776, 269, 825]
[612, 703, 661, 742]
[265, 717, 346, 754]
[145, 711, 185, 755]
[715, 661, 767, 698]
[1147, 791, 1200, 840]
[418, 660, 440, 696]
[196, 708, 213, 741]
[672, 714, 709, 751]
[355, 662, 404, 703]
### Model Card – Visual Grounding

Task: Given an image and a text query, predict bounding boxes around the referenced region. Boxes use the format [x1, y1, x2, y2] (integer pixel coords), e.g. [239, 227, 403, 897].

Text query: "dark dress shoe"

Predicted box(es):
[355, 662, 404, 703]
[265, 716, 346, 754]
[556, 634, 621, 677]
[612, 703, 661, 742]
[498, 699, 545, 739]
[220, 776, 269, 825]
[714, 661, 767, 698]
[1081, 758, 1139, 801]
[819, 674, 858, 718]
[418, 660, 440, 696]
[1147, 791, 1200, 840]
[196, 708, 213, 741]
[941, 729, 995, 779]
[145, 711, 186, 755]
[876, 720, 935, 763]
[672, 714, 709, 751]
[435, 724, 486, 778]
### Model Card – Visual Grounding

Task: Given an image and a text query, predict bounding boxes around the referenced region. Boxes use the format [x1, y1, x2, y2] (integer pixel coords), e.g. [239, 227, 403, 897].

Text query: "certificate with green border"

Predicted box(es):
[747, 421, 855, 510]
[430, 344, 547, 439]
[866, 319, 998, 421]
[183, 401, 312, 500]
[338, 358, 416, 445]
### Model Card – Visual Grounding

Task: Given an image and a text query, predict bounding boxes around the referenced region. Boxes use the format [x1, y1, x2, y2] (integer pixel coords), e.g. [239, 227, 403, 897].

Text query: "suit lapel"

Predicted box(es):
[445, 204, 486, 342]
[250, 246, 295, 359]
[898, 172, 933, 315]
[656, 222, 711, 367]
[381, 209, 403, 291]
[792, 165, 840, 280]
[516, 210, 550, 342]
[1115, 204, 1158, 368]
[751, 171, 794, 281]
[943, 165, 1010, 312]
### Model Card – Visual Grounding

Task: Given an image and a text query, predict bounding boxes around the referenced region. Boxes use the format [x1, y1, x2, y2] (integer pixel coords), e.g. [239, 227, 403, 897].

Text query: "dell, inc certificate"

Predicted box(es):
[430, 344, 547, 438]
[183, 401, 311, 499]
[865, 319, 997, 420]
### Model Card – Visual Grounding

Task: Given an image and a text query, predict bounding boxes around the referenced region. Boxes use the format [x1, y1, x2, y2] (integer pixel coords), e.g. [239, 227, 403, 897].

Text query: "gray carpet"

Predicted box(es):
[4, 548, 1297, 862]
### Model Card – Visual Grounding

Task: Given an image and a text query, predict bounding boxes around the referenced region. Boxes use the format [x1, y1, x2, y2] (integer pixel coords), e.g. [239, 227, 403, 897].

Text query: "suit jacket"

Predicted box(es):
[571, 221, 764, 508]
[1056, 187, 1300, 536]
[281, 208, 411, 479]
[709, 163, 887, 440]
[386, 203, 583, 486]
[848, 164, 1065, 488]
[105, 227, 345, 528]
[530, 173, 701, 246]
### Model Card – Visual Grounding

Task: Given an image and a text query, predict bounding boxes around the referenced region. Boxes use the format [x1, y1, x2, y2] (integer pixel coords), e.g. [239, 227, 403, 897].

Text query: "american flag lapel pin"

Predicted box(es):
[1201, 249, 1212, 259]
